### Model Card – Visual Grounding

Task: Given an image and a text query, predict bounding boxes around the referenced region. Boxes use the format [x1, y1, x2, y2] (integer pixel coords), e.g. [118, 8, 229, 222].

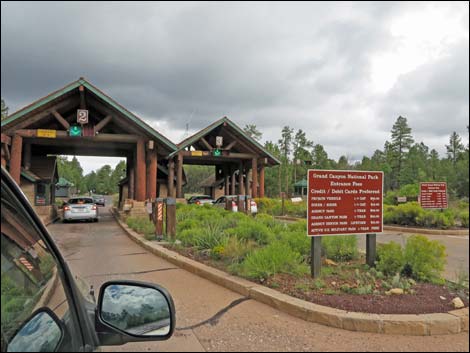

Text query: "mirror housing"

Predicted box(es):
[95, 280, 175, 346]
[7, 308, 64, 352]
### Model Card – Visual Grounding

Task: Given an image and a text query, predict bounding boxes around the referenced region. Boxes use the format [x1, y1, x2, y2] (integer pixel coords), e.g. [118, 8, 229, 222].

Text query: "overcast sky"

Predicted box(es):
[1, 1, 468, 173]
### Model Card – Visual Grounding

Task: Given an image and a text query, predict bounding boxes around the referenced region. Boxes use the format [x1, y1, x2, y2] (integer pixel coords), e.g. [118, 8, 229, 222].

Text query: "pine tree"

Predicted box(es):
[390, 116, 414, 189]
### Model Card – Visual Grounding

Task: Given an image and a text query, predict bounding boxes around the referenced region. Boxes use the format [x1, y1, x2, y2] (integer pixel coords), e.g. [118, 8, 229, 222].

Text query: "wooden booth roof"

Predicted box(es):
[169, 117, 281, 166]
[1, 78, 177, 157]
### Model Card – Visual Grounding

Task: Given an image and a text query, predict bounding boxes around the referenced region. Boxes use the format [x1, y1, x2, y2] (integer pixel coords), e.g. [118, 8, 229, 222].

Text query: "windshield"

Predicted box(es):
[68, 198, 94, 204]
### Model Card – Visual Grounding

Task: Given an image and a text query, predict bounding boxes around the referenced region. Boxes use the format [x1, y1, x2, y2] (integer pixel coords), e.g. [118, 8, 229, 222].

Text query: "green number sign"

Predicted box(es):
[69, 125, 82, 137]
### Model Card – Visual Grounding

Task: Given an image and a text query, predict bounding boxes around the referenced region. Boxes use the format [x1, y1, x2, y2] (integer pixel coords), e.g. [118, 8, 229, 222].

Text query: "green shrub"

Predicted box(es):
[322, 236, 358, 262]
[460, 211, 469, 228]
[404, 235, 447, 284]
[394, 202, 424, 226]
[383, 205, 397, 224]
[126, 216, 154, 236]
[376, 242, 405, 276]
[193, 220, 228, 250]
[384, 190, 398, 205]
[280, 230, 310, 257]
[238, 242, 308, 280]
[226, 220, 272, 245]
[221, 237, 257, 262]
[178, 228, 206, 247]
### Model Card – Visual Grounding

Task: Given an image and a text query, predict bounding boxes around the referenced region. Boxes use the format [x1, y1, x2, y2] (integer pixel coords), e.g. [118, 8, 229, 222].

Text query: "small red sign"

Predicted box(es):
[419, 182, 448, 209]
[307, 170, 383, 236]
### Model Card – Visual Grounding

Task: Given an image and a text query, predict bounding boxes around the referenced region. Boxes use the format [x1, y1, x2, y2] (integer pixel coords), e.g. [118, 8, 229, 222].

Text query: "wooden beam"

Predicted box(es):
[224, 165, 229, 195]
[3, 98, 80, 133]
[79, 85, 86, 109]
[239, 162, 245, 195]
[180, 150, 256, 159]
[259, 164, 265, 198]
[252, 158, 258, 198]
[94, 115, 113, 133]
[231, 166, 236, 195]
[52, 110, 70, 130]
[225, 140, 237, 150]
[148, 147, 157, 199]
[223, 129, 257, 154]
[200, 137, 213, 151]
[129, 165, 135, 200]
[1, 134, 11, 145]
[136, 139, 146, 201]
[15, 129, 141, 143]
[1, 145, 7, 167]
[10, 134, 23, 184]
[168, 159, 175, 198]
[176, 152, 183, 198]
[245, 163, 251, 197]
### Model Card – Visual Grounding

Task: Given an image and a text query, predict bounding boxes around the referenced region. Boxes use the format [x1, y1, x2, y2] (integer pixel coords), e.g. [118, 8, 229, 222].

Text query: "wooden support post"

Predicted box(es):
[245, 164, 251, 197]
[237, 195, 245, 213]
[366, 233, 377, 267]
[259, 163, 265, 198]
[166, 198, 176, 239]
[238, 162, 245, 195]
[176, 152, 183, 198]
[23, 143, 31, 171]
[231, 166, 236, 195]
[10, 134, 23, 184]
[136, 139, 146, 201]
[148, 145, 157, 199]
[224, 165, 229, 195]
[168, 159, 175, 198]
[311, 237, 322, 278]
[129, 165, 135, 200]
[251, 158, 258, 198]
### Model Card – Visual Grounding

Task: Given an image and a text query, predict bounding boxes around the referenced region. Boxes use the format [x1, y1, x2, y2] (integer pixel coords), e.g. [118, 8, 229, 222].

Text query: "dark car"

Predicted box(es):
[92, 195, 106, 207]
[187, 195, 214, 205]
[1, 166, 176, 352]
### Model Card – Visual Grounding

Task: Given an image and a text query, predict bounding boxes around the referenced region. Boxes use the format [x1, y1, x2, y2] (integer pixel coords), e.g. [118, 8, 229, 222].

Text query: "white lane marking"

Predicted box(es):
[447, 236, 469, 240]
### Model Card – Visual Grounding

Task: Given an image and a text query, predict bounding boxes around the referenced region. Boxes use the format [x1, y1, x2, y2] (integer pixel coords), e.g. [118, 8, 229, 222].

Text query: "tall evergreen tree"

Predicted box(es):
[446, 131, 465, 165]
[390, 116, 414, 189]
[243, 124, 262, 142]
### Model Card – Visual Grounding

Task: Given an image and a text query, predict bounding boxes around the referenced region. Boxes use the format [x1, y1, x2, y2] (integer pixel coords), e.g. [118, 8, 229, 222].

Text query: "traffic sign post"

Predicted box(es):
[155, 198, 165, 239]
[307, 170, 384, 277]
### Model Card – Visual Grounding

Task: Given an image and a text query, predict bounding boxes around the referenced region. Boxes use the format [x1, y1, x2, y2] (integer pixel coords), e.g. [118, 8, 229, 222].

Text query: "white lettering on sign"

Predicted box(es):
[77, 109, 89, 124]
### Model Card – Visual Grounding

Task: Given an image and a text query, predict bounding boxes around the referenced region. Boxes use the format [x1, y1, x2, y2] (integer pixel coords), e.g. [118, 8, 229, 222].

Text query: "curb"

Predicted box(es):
[112, 210, 468, 336]
[274, 216, 469, 236]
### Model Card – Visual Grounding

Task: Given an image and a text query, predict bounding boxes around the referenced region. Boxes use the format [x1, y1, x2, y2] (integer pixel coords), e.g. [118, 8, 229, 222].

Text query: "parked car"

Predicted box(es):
[63, 197, 99, 222]
[213, 195, 258, 214]
[1, 166, 175, 352]
[187, 195, 214, 205]
[213, 195, 238, 212]
[92, 194, 106, 206]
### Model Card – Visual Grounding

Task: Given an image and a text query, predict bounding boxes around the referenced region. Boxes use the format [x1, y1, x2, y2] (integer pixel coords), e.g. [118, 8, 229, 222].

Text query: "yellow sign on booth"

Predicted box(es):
[191, 151, 203, 157]
[37, 129, 57, 138]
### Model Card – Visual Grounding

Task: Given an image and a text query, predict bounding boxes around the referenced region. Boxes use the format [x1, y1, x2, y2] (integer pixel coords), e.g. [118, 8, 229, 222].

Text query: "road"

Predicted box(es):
[47, 201, 469, 352]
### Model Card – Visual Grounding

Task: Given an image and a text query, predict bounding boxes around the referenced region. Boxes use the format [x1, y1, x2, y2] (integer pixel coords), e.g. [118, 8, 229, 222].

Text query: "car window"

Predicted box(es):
[1, 184, 80, 351]
[68, 198, 93, 204]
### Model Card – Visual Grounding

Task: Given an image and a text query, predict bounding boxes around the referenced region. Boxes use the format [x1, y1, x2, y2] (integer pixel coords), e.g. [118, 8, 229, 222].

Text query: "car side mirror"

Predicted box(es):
[95, 281, 175, 346]
[7, 308, 64, 352]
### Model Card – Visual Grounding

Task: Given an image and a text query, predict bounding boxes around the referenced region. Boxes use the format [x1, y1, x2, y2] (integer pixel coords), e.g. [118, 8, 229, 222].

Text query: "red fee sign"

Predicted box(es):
[307, 170, 383, 236]
[419, 182, 448, 209]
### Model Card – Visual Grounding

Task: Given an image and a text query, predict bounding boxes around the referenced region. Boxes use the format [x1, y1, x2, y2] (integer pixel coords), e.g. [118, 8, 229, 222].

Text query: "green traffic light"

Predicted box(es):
[213, 149, 221, 157]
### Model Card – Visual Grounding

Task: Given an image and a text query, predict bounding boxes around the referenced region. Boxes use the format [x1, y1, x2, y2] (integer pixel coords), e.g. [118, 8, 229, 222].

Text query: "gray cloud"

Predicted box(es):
[1, 1, 468, 161]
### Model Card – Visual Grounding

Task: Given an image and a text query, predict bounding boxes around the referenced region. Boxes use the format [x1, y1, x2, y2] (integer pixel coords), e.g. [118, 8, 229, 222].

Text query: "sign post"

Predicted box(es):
[155, 198, 165, 240]
[307, 170, 383, 277]
[165, 198, 176, 239]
